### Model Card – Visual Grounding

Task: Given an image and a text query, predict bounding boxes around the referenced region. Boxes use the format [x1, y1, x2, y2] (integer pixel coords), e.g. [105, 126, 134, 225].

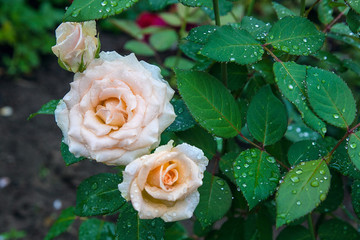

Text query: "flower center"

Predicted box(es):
[95, 98, 128, 127]
[147, 161, 179, 191]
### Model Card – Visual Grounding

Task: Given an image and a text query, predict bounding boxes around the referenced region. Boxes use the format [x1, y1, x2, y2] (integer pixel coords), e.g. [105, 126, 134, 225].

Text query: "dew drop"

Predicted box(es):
[320, 193, 326, 201]
[295, 169, 303, 175]
[319, 169, 325, 175]
[71, 10, 80, 17]
[266, 156, 275, 163]
[101, 0, 108, 6]
[350, 143, 357, 149]
[310, 180, 319, 187]
[290, 175, 300, 183]
[333, 114, 339, 119]
[296, 201, 301, 206]
[288, 84, 294, 90]
[216, 179, 225, 186]
[91, 182, 98, 190]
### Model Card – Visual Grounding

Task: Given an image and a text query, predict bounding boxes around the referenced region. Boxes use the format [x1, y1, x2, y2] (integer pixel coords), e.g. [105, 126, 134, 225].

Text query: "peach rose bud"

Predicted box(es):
[52, 21, 99, 73]
[118, 141, 209, 222]
[54, 51, 176, 165]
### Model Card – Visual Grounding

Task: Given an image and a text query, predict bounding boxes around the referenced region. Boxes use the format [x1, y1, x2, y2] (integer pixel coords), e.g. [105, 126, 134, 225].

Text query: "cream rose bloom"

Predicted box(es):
[55, 51, 176, 165]
[52, 21, 98, 72]
[118, 141, 208, 222]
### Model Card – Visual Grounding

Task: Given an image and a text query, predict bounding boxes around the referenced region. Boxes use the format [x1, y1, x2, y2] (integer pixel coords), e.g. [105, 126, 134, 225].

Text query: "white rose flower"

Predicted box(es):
[55, 51, 176, 165]
[118, 141, 208, 222]
[52, 21, 98, 72]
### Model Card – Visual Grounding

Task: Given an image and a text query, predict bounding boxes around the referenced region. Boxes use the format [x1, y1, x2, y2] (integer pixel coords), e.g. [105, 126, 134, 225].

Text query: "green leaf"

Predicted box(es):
[343, 59, 360, 76]
[147, 0, 174, 11]
[273, 62, 326, 135]
[287, 140, 330, 166]
[347, 9, 360, 33]
[61, 141, 85, 166]
[348, 132, 360, 170]
[272, 2, 296, 19]
[176, 70, 242, 138]
[318, 0, 334, 24]
[276, 159, 331, 227]
[331, 141, 360, 179]
[200, 25, 264, 65]
[64, 0, 139, 22]
[247, 85, 288, 146]
[0, 229, 26, 240]
[185, 25, 218, 44]
[166, 99, 196, 132]
[124, 40, 155, 56]
[306, 67, 356, 128]
[28, 99, 60, 120]
[45, 207, 76, 240]
[318, 219, 360, 240]
[75, 173, 125, 216]
[108, 19, 143, 40]
[149, 29, 178, 52]
[351, 179, 360, 219]
[233, 149, 280, 209]
[328, 23, 360, 49]
[285, 123, 321, 142]
[176, 125, 217, 159]
[159, 13, 182, 26]
[243, 209, 273, 240]
[266, 16, 325, 55]
[79, 218, 116, 240]
[239, 16, 272, 41]
[253, 58, 275, 84]
[348, 0, 360, 14]
[210, 62, 248, 91]
[277, 225, 312, 240]
[164, 223, 188, 240]
[194, 172, 232, 228]
[116, 203, 165, 240]
[316, 171, 343, 213]
[164, 57, 194, 70]
[219, 152, 238, 184]
[216, 217, 244, 240]
[179, 0, 212, 8]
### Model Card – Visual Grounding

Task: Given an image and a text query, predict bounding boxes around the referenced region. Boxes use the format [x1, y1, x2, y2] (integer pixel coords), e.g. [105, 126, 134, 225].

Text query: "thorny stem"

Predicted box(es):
[323, 7, 349, 33]
[300, 0, 306, 17]
[304, 0, 321, 17]
[326, 122, 360, 163]
[308, 213, 316, 240]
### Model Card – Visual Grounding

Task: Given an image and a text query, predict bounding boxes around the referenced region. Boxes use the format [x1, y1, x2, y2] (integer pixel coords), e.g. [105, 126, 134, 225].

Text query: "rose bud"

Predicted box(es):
[54, 51, 176, 165]
[118, 141, 209, 222]
[52, 21, 99, 73]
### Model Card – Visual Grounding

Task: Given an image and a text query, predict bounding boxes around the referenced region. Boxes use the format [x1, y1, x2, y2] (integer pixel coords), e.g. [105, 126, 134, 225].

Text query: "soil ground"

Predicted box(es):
[0, 33, 129, 239]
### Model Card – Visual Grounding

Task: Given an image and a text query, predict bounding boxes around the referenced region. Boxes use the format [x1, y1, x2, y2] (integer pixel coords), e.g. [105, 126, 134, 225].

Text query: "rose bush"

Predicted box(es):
[55, 51, 176, 165]
[51, 20, 98, 72]
[118, 141, 208, 222]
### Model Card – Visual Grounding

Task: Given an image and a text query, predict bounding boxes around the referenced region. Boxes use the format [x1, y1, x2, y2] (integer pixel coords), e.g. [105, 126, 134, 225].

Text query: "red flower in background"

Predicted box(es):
[136, 12, 167, 28]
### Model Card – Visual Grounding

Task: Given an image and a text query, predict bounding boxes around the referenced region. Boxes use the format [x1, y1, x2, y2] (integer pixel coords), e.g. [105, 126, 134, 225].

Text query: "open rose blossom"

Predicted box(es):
[55, 51, 176, 165]
[52, 21, 98, 72]
[118, 141, 208, 222]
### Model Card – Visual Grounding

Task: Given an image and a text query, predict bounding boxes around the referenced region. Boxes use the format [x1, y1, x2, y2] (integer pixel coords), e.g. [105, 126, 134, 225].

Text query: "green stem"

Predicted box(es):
[173, 8, 189, 69]
[308, 213, 316, 240]
[300, 0, 306, 16]
[212, 0, 228, 86]
[212, 0, 221, 26]
[247, 0, 256, 16]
